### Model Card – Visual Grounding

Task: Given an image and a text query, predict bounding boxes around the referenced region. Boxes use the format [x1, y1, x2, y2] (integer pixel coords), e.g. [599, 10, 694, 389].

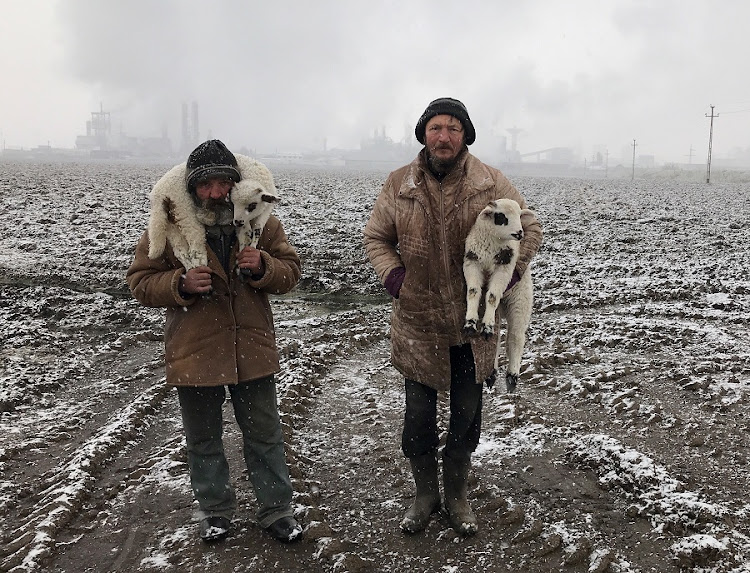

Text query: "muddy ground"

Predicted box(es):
[1, 161, 749, 572]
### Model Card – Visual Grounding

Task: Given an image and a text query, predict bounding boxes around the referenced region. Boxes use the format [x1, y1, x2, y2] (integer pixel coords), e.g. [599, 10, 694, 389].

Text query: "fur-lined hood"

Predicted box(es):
[147, 154, 276, 269]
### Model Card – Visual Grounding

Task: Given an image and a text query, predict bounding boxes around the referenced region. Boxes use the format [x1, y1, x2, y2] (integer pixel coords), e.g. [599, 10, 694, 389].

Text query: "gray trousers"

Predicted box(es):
[176, 376, 294, 528]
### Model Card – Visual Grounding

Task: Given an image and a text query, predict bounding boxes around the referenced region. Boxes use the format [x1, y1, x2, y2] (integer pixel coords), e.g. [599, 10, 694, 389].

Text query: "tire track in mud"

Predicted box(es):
[289, 331, 661, 572]
[0, 381, 170, 572]
[0, 282, 174, 573]
[37, 301, 392, 573]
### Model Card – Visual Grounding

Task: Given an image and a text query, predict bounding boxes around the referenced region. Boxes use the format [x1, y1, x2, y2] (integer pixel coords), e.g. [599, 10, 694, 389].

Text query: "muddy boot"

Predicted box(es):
[443, 453, 478, 536]
[400, 453, 441, 533]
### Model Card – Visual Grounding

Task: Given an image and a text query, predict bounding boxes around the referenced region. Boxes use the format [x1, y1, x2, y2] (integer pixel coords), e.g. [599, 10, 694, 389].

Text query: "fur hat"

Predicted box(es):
[415, 97, 476, 146]
[185, 139, 242, 193]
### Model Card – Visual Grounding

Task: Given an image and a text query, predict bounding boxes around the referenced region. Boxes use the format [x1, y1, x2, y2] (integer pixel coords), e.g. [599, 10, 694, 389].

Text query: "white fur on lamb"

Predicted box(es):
[230, 161, 279, 254]
[463, 198, 535, 392]
[146, 155, 276, 270]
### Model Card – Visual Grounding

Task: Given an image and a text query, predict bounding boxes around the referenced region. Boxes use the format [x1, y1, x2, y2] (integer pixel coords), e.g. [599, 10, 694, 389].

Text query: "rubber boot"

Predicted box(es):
[442, 453, 478, 536]
[400, 453, 441, 533]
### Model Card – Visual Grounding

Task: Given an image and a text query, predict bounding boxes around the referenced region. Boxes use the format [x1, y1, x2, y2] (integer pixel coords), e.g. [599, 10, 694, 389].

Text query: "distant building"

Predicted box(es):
[343, 127, 420, 169]
[74, 103, 173, 158]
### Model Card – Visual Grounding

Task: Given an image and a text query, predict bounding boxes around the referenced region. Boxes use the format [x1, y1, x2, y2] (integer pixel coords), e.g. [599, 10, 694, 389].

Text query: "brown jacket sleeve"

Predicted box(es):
[126, 216, 301, 307]
[363, 170, 405, 284]
[126, 231, 195, 308]
[244, 216, 301, 295]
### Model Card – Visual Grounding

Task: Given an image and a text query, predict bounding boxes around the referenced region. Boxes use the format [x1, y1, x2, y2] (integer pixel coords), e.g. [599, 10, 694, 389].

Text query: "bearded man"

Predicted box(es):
[127, 140, 303, 544]
[363, 98, 543, 535]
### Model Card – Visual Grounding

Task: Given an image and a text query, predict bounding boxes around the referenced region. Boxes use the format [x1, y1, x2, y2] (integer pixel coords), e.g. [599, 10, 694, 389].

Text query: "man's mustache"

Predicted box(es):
[201, 196, 231, 210]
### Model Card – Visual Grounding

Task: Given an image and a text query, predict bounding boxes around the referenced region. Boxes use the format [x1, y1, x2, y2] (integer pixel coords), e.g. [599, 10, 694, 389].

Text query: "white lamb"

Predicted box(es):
[146, 155, 278, 272]
[231, 177, 279, 253]
[463, 198, 535, 393]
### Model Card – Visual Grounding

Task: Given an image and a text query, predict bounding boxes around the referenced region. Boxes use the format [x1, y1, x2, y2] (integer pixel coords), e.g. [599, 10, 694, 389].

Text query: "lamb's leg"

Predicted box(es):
[235, 225, 254, 276]
[249, 228, 260, 249]
[462, 259, 483, 334]
[479, 268, 513, 338]
[248, 212, 271, 249]
[503, 274, 533, 393]
[484, 333, 503, 389]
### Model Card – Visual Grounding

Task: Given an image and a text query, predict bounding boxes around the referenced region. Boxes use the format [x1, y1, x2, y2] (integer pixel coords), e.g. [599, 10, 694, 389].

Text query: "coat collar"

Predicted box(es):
[397, 148, 495, 203]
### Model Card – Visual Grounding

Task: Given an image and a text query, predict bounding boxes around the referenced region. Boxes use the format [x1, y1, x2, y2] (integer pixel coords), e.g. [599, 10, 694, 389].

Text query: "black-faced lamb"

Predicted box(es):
[463, 198, 535, 392]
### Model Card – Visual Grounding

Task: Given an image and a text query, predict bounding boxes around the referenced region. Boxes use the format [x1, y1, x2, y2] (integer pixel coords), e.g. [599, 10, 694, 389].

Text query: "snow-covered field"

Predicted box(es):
[0, 160, 749, 572]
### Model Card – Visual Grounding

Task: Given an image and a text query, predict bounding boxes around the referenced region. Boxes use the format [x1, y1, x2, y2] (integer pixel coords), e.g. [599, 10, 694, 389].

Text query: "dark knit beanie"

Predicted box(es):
[185, 139, 242, 193]
[415, 97, 476, 145]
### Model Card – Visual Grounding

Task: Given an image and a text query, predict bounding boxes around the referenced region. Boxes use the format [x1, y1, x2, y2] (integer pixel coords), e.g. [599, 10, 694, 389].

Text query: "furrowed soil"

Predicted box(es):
[1, 161, 749, 572]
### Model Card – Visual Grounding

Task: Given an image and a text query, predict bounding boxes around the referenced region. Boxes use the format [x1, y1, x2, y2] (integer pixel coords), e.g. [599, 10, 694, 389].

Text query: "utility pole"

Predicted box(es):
[685, 144, 694, 165]
[631, 139, 637, 180]
[605, 148, 609, 179]
[705, 105, 718, 183]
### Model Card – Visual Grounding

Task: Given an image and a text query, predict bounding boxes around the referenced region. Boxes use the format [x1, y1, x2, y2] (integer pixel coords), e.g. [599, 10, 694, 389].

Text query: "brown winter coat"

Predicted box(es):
[126, 215, 300, 387]
[363, 148, 543, 391]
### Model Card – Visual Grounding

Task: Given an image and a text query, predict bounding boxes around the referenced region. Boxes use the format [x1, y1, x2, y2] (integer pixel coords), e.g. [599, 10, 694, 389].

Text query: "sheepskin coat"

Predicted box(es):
[363, 148, 543, 391]
[127, 183, 300, 388]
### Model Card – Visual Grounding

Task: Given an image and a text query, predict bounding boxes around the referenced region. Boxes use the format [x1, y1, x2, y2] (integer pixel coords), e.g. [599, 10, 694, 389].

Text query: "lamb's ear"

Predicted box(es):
[261, 193, 280, 203]
[520, 208, 536, 218]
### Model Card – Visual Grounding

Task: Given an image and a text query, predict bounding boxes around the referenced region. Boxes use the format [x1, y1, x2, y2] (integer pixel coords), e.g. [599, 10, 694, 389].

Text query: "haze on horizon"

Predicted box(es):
[2, 0, 749, 166]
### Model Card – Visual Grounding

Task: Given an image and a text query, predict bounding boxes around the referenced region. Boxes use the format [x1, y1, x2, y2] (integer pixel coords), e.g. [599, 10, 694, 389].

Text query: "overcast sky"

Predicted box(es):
[1, 0, 748, 164]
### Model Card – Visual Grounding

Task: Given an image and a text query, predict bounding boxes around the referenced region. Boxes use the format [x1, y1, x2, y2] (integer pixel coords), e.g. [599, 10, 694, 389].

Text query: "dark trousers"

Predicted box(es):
[401, 344, 483, 460]
[176, 376, 294, 528]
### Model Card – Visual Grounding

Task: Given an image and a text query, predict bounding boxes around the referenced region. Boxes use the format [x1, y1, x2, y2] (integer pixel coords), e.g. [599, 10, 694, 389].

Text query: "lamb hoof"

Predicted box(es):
[463, 320, 478, 336]
[506, 373, 518, 393]
[485, 370, 498, 389]
[480, 324, 494, 339]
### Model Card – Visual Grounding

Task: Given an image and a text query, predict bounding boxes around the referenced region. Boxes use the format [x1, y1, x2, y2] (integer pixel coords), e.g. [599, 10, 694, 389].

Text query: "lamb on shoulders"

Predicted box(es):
[146, 155, 280, 276]
[462, 198, 535, 393]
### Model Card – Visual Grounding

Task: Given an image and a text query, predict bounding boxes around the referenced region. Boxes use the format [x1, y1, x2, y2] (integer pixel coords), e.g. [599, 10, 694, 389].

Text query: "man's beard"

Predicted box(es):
[195, 196, 234, 227]
[427, 145, 463, 176]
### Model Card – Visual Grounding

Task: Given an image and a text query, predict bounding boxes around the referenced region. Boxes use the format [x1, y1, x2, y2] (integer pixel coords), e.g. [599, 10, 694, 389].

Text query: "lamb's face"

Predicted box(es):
[478, 199, 524, 241]
[230, 180, 279, 227]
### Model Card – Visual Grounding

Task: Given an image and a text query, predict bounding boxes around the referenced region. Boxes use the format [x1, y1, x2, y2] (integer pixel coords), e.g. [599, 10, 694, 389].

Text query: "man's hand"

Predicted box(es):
[237, 247, 265, 276]
[180, 265, 214, 294]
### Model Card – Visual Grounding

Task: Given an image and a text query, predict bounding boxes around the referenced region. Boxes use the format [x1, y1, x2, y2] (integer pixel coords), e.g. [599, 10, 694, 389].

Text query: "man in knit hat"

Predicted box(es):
[364, 98, 542, 535]
[127, 140, 303, 544]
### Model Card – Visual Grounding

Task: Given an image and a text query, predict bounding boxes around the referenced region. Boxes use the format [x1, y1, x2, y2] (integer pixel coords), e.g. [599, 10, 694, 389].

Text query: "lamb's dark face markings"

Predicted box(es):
[493, 212, 509, 226]
[235, 199, 260, 227]
[465, 250, 479, 261]
[494, 247, 514, 265]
